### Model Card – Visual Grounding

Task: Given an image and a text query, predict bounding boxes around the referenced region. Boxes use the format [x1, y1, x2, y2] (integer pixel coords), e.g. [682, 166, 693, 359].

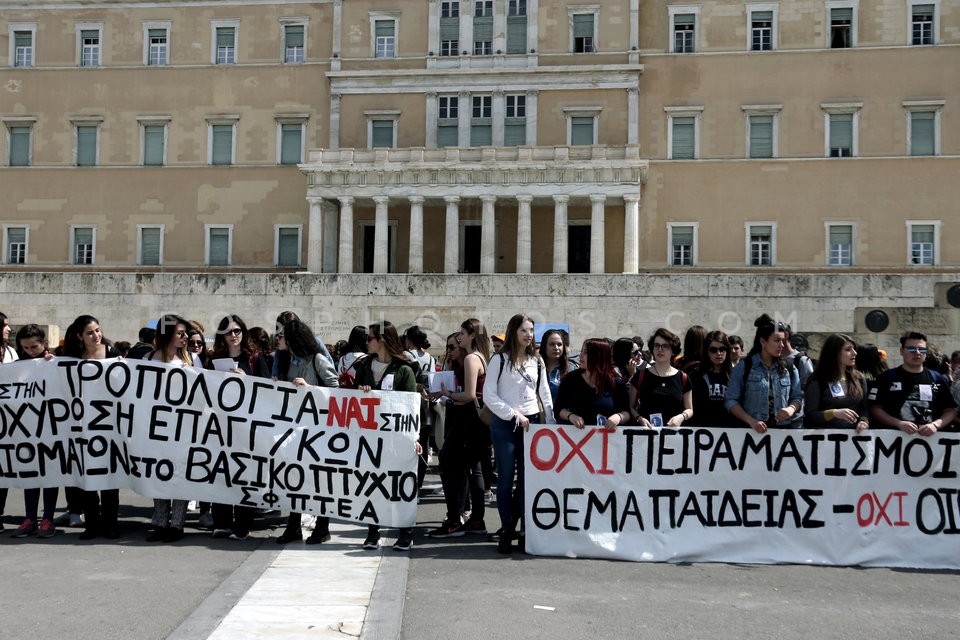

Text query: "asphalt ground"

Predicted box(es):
[1, 470, 958, 640]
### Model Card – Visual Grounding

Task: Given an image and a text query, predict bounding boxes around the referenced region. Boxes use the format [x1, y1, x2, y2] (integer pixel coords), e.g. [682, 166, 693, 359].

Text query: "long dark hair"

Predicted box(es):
[63, 314, 113, 358]
[810, 333, 864, 400]
[501, 313, 535, 367]
[540, 329, 572, 378]
[747, 313, 789, 373]
[284, 319, 321, 359]
[583, 338, 618, 396]
[701, 330, 733, 379]
[681, 325, 708, 369]
[345, 325, 368, 353]
[155, 314, 191, 364]
[404, 325, 431, 351]
[460, 318, 491, 361]
[0, 311, 9, 350]
[15, 324, 47, 359]
[612, 337, 636, 378]
[213, 315, 254, 359]
[369, 321, 408, 363]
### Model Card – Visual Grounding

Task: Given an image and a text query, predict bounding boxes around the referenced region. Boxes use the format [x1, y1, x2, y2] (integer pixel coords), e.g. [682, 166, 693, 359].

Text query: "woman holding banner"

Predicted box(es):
[691, 331, 737, 427]
[354, 320, 419, 552]
[207, 315, 270, 541]
[63, 315, 122, 540]
[555, 338, 630, 430]
[804, 334, 869, 431]
[275, 319, 339, 545]
[629, 328, 694, 429]
[144, 314, 195, 543]
[482, 313, 555, 554]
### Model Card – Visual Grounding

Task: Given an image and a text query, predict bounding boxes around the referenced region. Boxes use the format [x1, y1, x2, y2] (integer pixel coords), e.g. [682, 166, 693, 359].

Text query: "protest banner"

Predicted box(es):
[524, 424, 960, 569]
[0, 358, 420, 528]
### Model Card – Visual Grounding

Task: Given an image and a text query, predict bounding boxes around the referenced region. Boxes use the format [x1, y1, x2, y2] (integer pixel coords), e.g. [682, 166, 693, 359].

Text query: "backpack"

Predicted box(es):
[337, 354, 365, 389]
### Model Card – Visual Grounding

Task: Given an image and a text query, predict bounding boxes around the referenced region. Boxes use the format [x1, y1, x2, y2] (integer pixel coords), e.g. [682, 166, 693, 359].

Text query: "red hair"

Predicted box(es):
[583, 338, 618, 396]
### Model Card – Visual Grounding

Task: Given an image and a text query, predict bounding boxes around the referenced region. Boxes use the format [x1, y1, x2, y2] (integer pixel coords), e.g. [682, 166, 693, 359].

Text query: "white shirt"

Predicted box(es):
[482, 351, 556, 423]
[1, 345, 18, 363]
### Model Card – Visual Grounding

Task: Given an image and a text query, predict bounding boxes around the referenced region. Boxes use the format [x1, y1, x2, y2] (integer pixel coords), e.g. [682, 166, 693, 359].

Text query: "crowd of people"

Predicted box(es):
[1, 309, 958, 554]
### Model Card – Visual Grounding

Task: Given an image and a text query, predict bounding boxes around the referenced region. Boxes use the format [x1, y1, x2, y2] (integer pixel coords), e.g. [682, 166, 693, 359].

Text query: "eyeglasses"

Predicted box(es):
[276, 333, 284, 340]
[652, 343, 671, 351]
[188, 340, 204, 348]
[226, 328, 243, 337]
[904, 346, 928, 354]
[632, 349, 643, 357]
[175, 330, 188, 338]
[709, 346, 728, 354]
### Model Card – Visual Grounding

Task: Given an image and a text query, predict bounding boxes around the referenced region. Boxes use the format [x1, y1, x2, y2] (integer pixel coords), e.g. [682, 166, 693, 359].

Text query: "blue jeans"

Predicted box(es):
[491, 414, 536, 535]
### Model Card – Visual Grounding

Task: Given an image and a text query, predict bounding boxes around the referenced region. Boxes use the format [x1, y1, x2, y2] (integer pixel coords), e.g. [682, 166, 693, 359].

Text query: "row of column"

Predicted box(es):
[307, 194, 642, 274]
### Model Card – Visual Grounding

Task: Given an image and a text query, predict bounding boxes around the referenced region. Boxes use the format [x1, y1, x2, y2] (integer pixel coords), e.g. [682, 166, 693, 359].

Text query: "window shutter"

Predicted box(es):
[749, 115, 773, 158]
[212, 125, 233, 165]
[673, 226, 694, 246]
[831, 8, 853, 21]
[504, 123, 526, 146]
[209, 228, 229, 265]
[674, 14, 695, 26]
[912, 224, 934, 243]
[280, 124, 302, 163]
[76, 126, 97, 165]
[911, 111, 935, 156]
[285, 25, 304, 48]
[672, 117, 695, 159]
[81, 29, 98, 41]
[217, 27, 234, 47]
[829, 225, 852, 245]
[440, 18, 460, 42]
[506, 16, 527, 53]
[148, 28, 165, 40]
[143, 125, 164, 165]
[9, 127, 30, 166]
[15, 31, 31, 47]
[570, 116, 594, 145]
[140, 228, 161, 265]
[473, 16, 493, 42]
[752, 10, 773, 22]
[573, 14, 594, 38]
[829, 114, 852, 150]
[437, 124, 458, 147]
[371, 120, 394, 148]
[470, 124, 492, 146]
[913, 4, 934, 17]
[374, 20, 393, 38]
[277, 228, 300, 266]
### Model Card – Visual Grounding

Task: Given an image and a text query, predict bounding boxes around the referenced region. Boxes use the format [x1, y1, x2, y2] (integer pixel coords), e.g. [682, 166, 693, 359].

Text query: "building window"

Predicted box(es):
[212, 22, 238, 64]
[11, 26, 35, 67]
[669, 8, 698, 53]
[283, 24, 305, 63]
[507, 0, 528, 54]
[7, 125, 31, 166]
[746, 224, 775, 266]
[75, 124, 99, 166]
[440, 2, 460, 56]
[569, 116, 595, 145]
[437, 96, 459, 147]
[471, 96, 492, 146]
[374, 19, 396, 58]
[669, 224, 697, 266]
[79, 27, 101, 67]
[367, 112, 398, 148]
[474, 1, 493, 55]
[572, 13, 595, 53]
[4, 226, 27, 265]
[360, 221, 397, 273]
[904, 101, 943, 156]
[275, 225, 302, 267]
[278, 121, 304, 164]
[71, 226, 95, 265]
[826, 224, 853, 266]
[568, 223, 592, 273]
[504, 94, 527, 146]
[142, 123, 166, 166]
[207, 118, 238, 165]
[910, 2, 936, 45]
[666, 107, 702, 160]
[205, 225, 232, 266]
[828, 4, 856, 49]
[748, 5, 776, 51]
[138, 225, 163, 266]
[908, 222, 938, 266]
[822, 103, 860, 158]
[746, 112, 776, 159]
[145, 26, 169, 66]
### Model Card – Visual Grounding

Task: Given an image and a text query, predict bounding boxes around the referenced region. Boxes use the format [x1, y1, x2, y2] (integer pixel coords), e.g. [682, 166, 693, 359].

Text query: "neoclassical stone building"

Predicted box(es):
[1, 1, 958, 345]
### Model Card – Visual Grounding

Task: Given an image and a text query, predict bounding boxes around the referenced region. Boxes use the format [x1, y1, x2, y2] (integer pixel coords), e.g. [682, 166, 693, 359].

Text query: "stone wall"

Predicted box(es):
[1, 272, 958, 356]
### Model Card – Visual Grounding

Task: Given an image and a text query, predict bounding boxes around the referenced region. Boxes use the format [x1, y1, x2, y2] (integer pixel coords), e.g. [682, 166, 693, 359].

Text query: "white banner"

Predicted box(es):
[524, 424, 960, 568]
[0, 358, 420, 528]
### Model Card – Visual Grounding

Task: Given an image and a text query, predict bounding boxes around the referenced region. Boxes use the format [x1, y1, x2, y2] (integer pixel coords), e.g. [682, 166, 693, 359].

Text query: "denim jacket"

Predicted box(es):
[724, 354, 802, 423]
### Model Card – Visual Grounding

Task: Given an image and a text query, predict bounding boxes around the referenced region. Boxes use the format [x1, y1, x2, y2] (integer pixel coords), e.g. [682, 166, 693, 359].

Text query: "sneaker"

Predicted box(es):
[197, 513, 214, 530]
[305, 529, 331, 544]
[427, 519, 465, 538]
[211, 528, 232, 539]
[228, 531, 249, 541]
[276, 528, 303, 544]
[362, 533, 381, 550]
[12, 519, 37, 538]
[187, 501, 199, 512]
[463, 519, 487, 535]
[497, 535, 513, 554]
[69, 514, 85, 528]
[484, 491, 495, 504]
[52, 512, 71, 526]
[37, 519, 56, 539]
[392, 532, 414, 551]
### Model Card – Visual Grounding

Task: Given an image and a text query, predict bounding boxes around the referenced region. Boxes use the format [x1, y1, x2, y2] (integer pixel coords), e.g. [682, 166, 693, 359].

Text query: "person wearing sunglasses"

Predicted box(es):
[691, 330, 736, 427]
[187, 324, 211, 369]
[868, 331, 956, 437]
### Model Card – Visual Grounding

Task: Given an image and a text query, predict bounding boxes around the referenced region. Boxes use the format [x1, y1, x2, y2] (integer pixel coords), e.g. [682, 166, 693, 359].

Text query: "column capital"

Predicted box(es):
[515, 194, 533, 204]
[307, 196, 323, 206]
[408, 195, 425, 204]
[526, 89, 540, 98]
[480, 195, 497, 204]
[627, 87, 639, 96]
[623, 194, 641, 204]
[444, 195, 461, 205]
[338, 196, 355, 206]
[426, 91, 438, 99]
[590, 194, 608, 204]
[458, 90, 471, 99]
[373, 195, 389, 205]
[553, 195, 569, 204]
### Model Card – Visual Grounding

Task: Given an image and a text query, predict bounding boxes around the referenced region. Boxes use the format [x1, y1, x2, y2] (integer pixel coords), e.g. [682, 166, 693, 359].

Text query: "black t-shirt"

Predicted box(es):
[868, 366, 957, 426]
[554, 370, 629, 426]
[631, 368, 692, 423]
[692, 368, 736, 427]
